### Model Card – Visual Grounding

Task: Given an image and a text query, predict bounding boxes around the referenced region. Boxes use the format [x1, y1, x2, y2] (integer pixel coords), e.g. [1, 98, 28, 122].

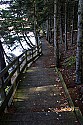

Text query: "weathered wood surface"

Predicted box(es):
[0, 39, 80, 125]
[0, 43, 42, 113]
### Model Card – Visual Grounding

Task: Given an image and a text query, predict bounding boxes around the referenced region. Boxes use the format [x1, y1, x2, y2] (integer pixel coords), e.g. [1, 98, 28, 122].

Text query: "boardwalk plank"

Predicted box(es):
[0, 39, 80, 125]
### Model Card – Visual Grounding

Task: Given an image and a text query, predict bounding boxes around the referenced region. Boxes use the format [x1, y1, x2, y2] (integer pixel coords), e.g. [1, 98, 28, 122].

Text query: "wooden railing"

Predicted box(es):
[0, 43, 42, 113]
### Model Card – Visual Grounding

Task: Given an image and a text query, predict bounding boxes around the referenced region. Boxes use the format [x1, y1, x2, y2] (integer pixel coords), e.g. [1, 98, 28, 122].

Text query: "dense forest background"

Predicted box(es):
[0, 0, 83, 113]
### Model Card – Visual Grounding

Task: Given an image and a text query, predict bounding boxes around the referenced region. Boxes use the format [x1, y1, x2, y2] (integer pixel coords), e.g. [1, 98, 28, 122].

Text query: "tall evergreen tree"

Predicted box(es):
[54, 0, 59, 67]
[76, 0, 83, 84]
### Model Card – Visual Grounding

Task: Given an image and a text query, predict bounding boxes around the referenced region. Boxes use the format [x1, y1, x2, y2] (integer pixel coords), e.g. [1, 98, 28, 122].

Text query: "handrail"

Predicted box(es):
[0, 43, 42, 113]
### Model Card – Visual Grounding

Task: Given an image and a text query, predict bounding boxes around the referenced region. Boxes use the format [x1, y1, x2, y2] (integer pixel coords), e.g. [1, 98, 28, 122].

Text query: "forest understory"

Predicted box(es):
[59, 32, 83, 115]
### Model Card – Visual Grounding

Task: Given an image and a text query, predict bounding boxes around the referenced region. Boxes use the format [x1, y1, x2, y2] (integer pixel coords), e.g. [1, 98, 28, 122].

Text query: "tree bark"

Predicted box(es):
[54, 0, 59, 67]
[25, 32, 35, 47]
[71, 5, 74, 45]
[22, 32, 33, 48]
[59, 5, 63, 44]
[65, 2, 68, 51]
[46, 19, 49, 41]
[76, 0, 83, 84]
[34, 0, 36, 37]
[48, 16, 52, 43]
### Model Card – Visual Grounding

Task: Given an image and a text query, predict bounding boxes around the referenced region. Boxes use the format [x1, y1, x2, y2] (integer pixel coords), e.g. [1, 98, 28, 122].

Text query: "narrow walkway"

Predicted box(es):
[0, 39, 80, 125]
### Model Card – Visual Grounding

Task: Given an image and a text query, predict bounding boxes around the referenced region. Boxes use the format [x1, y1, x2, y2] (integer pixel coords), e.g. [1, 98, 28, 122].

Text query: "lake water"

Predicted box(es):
[1, 32, 36, 65]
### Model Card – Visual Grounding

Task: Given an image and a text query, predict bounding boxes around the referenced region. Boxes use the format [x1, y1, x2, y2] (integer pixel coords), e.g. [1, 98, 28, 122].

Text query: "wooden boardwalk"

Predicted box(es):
[0, 39, 80, 125]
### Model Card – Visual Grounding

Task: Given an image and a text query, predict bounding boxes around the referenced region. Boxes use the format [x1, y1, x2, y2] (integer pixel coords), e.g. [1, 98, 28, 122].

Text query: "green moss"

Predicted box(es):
[63, 56, 76, 67]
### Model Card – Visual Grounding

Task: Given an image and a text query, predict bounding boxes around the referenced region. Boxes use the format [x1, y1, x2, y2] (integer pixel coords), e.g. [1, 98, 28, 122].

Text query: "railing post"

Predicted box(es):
[0, 77, 6, 102]
[25, 51, 27, 64]
[36, 36, 39, 55]
[32, 48, 33, 59]
[17, 57, 20, 75]
[40, 43, 42, 54]
[37, 45, 39, 55]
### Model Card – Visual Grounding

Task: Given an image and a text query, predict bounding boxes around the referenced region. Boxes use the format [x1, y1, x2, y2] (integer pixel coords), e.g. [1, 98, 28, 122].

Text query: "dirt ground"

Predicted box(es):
[59, 36, 83, 115]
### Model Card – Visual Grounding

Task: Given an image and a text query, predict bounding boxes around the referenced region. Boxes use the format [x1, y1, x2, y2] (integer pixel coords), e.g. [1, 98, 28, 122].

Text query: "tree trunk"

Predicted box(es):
[22, 32, 33, 48]
[33, 0, 39, 50]
[21, 22, 35, 47]
[34, 0, 36, 37]
[65, 2, 68, 51]
[46, 18, 50, 43]
[46, 19, 49, 41]
[71, 5, 74, 45]
[54, 0, 59, 67]
[25, 32, 35, 47]
[16, 32, 25, 49]
[48, 16, 51, 43]
[76, 0, 83, 84]
[59, 6, 63, 44]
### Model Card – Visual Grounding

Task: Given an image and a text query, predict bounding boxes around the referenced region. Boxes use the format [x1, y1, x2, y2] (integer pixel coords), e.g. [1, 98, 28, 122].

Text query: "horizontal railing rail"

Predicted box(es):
[0, 43, 42, 113]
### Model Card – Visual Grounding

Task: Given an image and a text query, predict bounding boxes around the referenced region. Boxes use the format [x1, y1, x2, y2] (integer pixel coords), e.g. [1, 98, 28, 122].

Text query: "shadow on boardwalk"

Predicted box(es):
[0, 38, 80, 125]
